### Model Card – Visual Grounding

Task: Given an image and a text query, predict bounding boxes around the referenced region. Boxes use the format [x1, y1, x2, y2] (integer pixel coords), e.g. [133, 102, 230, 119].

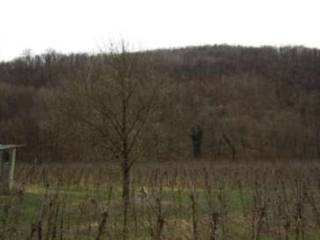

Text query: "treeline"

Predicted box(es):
[1, 45, 320, 162]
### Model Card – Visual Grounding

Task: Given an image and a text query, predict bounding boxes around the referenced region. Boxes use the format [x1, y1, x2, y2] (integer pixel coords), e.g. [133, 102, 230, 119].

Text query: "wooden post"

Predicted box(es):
[9, 149, 16, 191]
[0, 151, 3, 193]
[0, 144, 24, 194]
[0, 151, 3, 176]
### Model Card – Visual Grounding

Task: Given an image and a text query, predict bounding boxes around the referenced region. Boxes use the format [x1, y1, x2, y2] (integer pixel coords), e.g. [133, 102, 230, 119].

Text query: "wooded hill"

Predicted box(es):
[1, 45, 320, 161]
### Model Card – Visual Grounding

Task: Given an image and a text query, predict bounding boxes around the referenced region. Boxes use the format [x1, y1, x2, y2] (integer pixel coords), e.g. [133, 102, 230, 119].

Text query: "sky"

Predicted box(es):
[0, 0, 320, 61]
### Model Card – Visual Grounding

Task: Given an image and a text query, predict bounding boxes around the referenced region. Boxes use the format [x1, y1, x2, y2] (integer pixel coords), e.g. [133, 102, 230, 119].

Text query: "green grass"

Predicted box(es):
[2, 161, 320, 239]
[1, 185, 319, 240]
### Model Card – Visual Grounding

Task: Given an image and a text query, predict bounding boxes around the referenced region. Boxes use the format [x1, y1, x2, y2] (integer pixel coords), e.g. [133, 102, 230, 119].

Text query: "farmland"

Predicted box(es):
[1, 160, 320, 240]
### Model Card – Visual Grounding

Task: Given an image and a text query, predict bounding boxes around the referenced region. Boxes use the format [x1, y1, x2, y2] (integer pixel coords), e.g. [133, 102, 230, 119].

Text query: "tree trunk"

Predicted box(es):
[122, 158, 130, 240]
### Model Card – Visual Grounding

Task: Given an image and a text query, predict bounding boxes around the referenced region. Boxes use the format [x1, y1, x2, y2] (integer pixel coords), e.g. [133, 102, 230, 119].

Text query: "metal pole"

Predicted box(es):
[9, 149, 16, 191]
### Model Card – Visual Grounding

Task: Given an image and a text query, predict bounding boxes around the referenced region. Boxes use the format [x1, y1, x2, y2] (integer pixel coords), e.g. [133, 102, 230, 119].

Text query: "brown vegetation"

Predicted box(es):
[1, 45, 320, 161]
[1, 43, 320, 238]
[0, 160, 319, 239]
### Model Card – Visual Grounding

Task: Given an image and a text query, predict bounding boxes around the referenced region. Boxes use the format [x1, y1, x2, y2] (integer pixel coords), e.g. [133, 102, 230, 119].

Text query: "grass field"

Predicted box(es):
[1, 160, 320, 239]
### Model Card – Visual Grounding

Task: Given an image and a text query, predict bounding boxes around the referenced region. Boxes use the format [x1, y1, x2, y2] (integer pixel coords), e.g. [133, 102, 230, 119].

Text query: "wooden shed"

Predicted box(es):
[0, 144, 25, 194]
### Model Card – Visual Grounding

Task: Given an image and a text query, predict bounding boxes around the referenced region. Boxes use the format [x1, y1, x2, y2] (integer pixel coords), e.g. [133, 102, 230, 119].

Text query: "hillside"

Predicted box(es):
[1, 45, 320, 161]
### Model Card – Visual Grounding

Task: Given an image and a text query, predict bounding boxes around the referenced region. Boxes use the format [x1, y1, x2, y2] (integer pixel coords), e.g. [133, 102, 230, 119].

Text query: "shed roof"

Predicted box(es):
[0, 144, 25, 151]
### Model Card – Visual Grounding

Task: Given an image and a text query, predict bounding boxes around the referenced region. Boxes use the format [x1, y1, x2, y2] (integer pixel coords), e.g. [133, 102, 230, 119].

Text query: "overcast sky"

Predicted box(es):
[1, 0, 319, 61]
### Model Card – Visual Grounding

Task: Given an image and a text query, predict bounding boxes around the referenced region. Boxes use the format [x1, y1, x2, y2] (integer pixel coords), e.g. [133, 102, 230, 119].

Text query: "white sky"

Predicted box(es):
[0, 0, 320, 61]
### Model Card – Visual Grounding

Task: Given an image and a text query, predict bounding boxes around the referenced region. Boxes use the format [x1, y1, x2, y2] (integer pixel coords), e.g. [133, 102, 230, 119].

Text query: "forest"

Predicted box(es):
[1, 45, 320, 162]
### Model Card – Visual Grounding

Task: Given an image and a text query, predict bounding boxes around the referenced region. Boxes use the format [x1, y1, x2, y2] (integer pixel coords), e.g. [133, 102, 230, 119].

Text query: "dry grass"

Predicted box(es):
[0, 160, 320, 239]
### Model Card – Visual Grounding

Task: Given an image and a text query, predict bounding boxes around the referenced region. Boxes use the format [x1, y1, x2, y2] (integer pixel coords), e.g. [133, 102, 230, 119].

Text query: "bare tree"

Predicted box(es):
[50, 43, 169, 239]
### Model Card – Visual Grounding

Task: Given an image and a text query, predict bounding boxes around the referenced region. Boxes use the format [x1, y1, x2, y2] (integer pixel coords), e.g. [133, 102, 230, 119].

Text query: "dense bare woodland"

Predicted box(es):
[1, 45, 320, 161]
[1, 45, 320, 239]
